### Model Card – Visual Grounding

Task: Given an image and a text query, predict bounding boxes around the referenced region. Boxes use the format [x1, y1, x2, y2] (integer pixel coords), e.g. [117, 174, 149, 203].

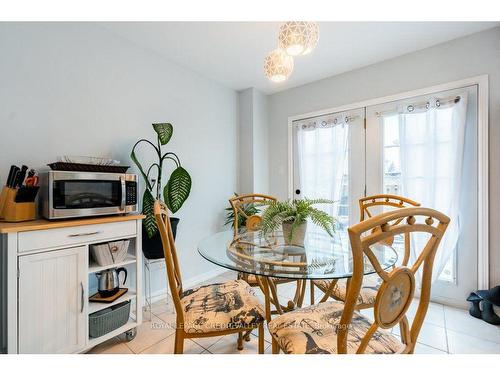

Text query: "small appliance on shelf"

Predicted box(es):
[90, 267, 128, 302]
[40, 156, 138, 219]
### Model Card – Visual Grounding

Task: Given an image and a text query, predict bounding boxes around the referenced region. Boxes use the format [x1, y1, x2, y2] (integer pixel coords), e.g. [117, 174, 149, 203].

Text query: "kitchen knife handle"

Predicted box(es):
[7, 166, 19, 188]
[14, 165, 28, 188]
[6, 165, 17, 187]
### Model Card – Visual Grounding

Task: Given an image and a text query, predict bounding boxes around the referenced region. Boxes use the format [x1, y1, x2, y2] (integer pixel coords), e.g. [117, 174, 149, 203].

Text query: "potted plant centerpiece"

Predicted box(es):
[261, 199, 336, 246]
[131, 123, 192, 259]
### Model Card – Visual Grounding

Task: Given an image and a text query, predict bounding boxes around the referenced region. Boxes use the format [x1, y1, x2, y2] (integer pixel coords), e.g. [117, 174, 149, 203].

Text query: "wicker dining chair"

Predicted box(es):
[154, 200, 265, 354]
[229, 193, 294, 288]
[268, 207, 449, 354]
[311, 194, 421, 309]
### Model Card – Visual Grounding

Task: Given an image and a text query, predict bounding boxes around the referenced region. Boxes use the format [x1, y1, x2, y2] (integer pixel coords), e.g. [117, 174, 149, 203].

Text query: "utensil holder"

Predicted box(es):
[0, 187, 36, 222]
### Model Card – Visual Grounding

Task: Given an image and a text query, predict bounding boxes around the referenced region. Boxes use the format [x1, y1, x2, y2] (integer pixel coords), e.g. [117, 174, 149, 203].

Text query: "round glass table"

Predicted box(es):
[198, 229, 398, 316]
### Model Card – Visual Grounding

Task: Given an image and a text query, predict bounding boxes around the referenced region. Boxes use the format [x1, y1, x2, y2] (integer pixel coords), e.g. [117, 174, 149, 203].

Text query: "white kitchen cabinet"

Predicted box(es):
[18, 246, 88, 354]
[0, 215, 143, 354]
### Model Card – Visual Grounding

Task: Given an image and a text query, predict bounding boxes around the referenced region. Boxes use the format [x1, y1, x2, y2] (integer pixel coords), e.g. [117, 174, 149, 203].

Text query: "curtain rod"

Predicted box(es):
[294, 114, 360, 128]
[376, 95, 461, 118]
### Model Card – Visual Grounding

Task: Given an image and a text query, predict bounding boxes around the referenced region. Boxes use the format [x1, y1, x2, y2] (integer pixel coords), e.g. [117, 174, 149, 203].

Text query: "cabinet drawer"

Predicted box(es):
[18, 221, 136, 253]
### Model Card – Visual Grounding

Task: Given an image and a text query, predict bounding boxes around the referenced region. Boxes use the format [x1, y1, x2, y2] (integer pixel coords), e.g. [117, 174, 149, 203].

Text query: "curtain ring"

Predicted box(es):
[425, 102, 430, 109]
[345, 116, 349, 123]
[333, 118, 338, 124]
[407, 105, 414, 112]
[321, 120, 327, 127]
[436, 100, 441, 107]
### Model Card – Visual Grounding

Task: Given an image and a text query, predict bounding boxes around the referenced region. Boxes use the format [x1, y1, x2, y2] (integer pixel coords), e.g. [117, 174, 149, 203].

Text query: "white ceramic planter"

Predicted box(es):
[282, 221, 307, 246]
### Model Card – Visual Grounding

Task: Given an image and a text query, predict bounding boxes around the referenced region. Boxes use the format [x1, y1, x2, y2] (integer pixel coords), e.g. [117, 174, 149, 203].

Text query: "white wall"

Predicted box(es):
[253, 89, 269, 193]
[0, 23, 238, 294]
[237, 87, 269, 193]
[267, 26, 500, 286]
[237, 88, 254, 193]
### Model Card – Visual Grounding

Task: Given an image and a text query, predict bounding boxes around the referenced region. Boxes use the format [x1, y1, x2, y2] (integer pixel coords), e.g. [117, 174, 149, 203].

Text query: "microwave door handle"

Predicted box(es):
[120, 176, 126, 211]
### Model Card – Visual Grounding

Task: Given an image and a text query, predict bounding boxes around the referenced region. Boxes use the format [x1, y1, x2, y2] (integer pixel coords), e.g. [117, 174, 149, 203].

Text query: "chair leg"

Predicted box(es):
[272, 338, 279, 354]
[310, 280, 315, 305]
[237, 332, 244, 350]
[244, 329, 252, 342]
[258, 324, 264, 354]
[174, 331, 184, 354]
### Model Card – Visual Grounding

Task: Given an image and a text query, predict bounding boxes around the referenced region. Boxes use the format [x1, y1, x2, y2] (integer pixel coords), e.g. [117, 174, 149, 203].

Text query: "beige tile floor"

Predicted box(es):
[87, 271, 500, 354]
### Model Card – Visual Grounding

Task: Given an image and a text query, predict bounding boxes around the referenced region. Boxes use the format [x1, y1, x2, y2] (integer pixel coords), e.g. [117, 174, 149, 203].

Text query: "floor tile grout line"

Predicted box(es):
[416, 342, 448, 354]
[191, 336, 224, 350]
[125, 329, 176, 354]
[442, 304, 450, 353]
[185, 339, 207, 354]
[445, 326, 500, 346]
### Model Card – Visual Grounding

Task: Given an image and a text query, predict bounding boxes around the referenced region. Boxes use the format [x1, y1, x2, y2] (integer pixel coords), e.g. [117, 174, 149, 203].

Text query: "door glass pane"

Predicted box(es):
[293, 109, 365, 243]
[381, 108, 458, 282]
[295, 121, 349, 232]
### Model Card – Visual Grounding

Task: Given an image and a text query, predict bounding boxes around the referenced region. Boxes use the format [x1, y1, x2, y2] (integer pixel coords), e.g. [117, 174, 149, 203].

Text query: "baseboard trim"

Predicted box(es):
[141, 267, 229, 306]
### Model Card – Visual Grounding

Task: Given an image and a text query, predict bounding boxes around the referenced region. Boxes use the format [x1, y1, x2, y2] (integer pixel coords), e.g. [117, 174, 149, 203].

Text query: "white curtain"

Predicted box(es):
[296, 115, 349, 221]
[396, 93, 468, 282]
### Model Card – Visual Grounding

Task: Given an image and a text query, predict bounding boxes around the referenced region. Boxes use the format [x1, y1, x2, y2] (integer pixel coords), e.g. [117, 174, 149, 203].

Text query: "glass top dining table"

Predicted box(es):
[197, 229, 398, 280]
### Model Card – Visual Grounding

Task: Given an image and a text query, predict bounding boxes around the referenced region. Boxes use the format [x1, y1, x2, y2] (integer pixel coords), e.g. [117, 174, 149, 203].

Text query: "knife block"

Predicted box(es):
[0, 186, 36, 222]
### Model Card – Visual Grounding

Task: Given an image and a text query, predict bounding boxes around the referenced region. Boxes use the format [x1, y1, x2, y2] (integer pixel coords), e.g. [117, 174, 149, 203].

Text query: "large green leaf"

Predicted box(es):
[130, 141, 153, 191]
[142, 189, 158, 238]
[164, 167, 192, 213]
[153, 123, 173, 145]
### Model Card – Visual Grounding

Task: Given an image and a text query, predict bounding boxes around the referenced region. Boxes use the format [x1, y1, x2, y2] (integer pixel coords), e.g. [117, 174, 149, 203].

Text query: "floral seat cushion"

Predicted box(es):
[180, 279, 265, 334]
[268, 301, 404, 354]
[315, 274, 382, 306]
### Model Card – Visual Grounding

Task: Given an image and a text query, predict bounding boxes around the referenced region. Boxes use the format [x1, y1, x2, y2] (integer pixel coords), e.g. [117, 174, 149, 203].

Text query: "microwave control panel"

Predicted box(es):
[125, 181, 137, 205]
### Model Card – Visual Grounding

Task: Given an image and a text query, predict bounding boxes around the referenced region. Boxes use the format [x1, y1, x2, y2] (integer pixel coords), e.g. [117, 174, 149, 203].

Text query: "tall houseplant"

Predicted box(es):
[131, 123, 192, 259]
[261, 199, 336, 246]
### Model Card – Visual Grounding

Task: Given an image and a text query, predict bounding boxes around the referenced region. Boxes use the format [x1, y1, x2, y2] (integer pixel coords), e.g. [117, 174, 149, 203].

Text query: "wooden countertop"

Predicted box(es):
[0, 214, 145, 233]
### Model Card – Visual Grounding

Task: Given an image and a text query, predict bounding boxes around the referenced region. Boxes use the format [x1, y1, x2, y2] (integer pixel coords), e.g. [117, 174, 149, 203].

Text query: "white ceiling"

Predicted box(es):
[100, 22, 499, 94]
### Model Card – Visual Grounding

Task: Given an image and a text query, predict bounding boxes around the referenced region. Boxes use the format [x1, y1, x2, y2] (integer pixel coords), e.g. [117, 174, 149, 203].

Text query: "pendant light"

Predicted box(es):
[278, 21, 320, 56]
[264, 49, 294, 83]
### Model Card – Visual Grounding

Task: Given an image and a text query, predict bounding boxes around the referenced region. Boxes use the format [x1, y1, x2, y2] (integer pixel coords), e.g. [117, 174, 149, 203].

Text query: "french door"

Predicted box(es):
[291, 107, 366, 235]
[292, 85, 479, 307]
[365, 85, 478, 306]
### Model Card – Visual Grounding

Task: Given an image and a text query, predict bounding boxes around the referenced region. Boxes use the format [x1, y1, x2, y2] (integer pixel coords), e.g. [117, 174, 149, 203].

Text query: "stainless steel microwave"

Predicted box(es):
[41, 171, 138, 219]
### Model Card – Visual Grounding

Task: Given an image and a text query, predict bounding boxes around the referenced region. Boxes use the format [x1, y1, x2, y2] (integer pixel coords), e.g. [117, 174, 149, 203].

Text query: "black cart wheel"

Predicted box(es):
[125, 328, 137, 341]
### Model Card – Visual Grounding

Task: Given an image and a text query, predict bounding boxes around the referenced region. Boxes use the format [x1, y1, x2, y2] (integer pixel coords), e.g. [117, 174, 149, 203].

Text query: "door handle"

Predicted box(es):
[68, 231, 101, 237]
[80, 282, 85, 313]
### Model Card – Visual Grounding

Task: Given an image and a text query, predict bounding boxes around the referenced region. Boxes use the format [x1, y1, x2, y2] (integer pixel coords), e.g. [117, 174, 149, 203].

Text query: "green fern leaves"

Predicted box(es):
[261, 199, 337, 240]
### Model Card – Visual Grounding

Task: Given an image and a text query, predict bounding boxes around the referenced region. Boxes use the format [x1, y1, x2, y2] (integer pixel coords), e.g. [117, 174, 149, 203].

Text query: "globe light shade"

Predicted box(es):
[264, 49, 294, 82]
[278, 21, 319, 56]
[303, 22, 320, 55]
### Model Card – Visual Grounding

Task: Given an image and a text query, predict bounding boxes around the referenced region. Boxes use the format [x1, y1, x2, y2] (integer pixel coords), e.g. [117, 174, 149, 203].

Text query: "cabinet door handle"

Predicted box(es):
[80, 282, 85, 313]
[68, 231, 101, 238]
